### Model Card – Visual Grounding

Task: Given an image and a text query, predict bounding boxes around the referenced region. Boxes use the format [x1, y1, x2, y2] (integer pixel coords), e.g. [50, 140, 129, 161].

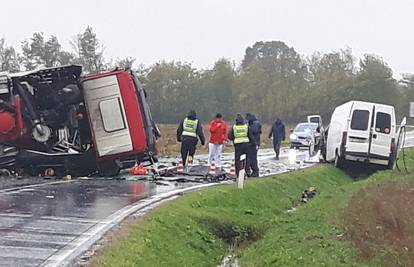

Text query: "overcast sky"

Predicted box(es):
[1, 0, 413, 75]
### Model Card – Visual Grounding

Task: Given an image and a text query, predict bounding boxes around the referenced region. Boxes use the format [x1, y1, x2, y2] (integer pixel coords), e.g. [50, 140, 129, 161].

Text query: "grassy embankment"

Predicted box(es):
[92, 150, 414, 267]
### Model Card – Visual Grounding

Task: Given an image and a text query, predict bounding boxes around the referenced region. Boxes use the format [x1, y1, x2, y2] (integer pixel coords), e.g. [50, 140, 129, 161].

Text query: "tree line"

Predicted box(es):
[1, 27, 413, 124]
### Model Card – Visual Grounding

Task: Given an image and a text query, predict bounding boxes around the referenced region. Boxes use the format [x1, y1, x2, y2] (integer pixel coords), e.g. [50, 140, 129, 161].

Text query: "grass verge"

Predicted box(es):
[91, 149, 414, 267]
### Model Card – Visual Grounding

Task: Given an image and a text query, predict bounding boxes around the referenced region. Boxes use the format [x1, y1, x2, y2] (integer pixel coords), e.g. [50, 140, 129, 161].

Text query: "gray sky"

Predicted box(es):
[1, 0, 413, 75]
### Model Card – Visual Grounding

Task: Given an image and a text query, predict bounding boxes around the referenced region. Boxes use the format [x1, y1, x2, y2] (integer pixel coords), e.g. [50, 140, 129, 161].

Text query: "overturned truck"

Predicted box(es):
[0, 65, 159, 177]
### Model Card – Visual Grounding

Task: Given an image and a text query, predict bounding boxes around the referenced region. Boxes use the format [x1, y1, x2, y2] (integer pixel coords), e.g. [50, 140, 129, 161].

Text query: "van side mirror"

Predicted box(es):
[400, 117, 407, 128]
[290, 128, 294, 133]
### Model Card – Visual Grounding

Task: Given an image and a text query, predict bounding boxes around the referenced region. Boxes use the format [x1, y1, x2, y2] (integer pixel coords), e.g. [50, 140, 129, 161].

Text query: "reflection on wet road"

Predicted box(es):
[0, 179, 193, 266]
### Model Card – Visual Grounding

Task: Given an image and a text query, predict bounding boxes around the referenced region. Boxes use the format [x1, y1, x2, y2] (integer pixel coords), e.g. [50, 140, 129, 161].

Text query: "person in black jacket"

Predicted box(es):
[245, 113, 261, 177]
[177, 110, 205, 165]
[269, 118, 286, 160]
[228, 114, 252, 177]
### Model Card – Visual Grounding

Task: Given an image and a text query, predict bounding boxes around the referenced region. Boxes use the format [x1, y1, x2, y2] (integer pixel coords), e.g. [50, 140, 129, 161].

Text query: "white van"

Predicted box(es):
[325, 101, 397, 168]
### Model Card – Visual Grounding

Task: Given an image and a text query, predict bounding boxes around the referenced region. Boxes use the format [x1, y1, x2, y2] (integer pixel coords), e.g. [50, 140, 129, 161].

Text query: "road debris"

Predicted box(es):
[301, 186, 319, 203]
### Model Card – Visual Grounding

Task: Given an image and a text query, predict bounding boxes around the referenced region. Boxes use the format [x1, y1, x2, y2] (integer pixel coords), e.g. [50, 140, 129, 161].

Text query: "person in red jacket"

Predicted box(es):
[208, 113, 228, 168]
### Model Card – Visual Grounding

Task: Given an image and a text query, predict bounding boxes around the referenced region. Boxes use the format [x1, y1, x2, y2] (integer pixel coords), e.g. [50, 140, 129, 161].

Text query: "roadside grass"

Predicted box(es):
[91, 166, 355, 267]
[91, 149, 414, 267]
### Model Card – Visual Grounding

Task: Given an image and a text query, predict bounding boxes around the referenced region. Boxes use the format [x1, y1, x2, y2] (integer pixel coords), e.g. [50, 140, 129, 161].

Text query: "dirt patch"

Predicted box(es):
[342, 180, 414, 266]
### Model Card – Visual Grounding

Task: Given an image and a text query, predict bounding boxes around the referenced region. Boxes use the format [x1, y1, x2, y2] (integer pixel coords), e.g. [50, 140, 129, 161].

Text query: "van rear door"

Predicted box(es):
[347, 103, 373, 155]
[369, 105, 395, 158]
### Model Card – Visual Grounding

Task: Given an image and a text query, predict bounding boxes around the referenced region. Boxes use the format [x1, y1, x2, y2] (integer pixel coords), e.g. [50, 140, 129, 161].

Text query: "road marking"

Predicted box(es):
[0, 180, 74, 195]
[40, 183, 223, 267]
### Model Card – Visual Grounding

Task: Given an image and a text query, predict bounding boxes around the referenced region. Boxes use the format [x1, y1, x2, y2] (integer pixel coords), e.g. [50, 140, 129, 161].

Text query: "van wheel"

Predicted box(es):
[334, 153, 344, 168]
[388, 152, 397, 170]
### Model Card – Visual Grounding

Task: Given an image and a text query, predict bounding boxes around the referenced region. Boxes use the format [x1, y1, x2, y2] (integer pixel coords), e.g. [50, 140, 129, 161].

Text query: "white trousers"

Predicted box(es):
[208, 143, 223, 167]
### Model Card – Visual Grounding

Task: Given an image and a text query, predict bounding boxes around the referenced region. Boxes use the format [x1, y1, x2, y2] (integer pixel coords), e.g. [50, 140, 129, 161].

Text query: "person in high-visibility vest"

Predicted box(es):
[228, 114, 252, 177]
[177, 110, 205, 166]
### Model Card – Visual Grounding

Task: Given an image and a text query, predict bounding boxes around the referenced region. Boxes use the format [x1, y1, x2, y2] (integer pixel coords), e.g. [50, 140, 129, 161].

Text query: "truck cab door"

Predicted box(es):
[82, 75, 133, 157]
[369, 105, 395, 158]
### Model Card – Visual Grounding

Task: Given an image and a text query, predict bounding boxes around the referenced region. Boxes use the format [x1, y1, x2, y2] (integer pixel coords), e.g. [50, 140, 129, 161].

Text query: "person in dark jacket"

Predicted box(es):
[228, 114, 252, 177]
[269, 118, 286, 160]
[245, 113, 261, 177]
[177, 110, 205, 165]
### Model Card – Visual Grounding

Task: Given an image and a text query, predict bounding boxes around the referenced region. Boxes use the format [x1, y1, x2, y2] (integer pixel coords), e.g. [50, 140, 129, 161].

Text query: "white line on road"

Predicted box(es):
[40, 182, 225, 267]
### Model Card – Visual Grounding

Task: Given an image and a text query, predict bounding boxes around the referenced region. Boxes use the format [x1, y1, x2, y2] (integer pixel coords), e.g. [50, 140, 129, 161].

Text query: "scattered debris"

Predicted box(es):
[128, 164, 149, 175]
[287, 207, 297, 213]
[301, 186, 319, 203]
[218, 254, 239, 267]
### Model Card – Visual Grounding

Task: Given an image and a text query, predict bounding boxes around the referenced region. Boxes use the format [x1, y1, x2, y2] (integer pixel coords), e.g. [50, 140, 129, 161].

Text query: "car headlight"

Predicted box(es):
[289, 134, 297, 140]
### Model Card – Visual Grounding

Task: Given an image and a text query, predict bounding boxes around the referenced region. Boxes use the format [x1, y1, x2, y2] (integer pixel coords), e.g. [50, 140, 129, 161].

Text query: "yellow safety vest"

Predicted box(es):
[233, 124, 249, 144]
[182, 118, 198, 137]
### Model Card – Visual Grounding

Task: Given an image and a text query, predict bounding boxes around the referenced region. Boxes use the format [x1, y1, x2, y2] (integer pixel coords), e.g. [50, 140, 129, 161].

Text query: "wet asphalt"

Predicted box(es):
[0, 178, 198, 266]
[0, 148, 312, 267]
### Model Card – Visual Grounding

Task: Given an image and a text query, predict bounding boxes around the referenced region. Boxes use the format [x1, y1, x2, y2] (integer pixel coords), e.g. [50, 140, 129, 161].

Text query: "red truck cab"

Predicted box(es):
[81, 70, 158, 175]
[0, 65, 158, 177]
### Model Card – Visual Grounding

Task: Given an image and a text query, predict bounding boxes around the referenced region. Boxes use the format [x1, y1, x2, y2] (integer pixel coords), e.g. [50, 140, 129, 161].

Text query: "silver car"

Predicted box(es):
[289, 123, 321, 151]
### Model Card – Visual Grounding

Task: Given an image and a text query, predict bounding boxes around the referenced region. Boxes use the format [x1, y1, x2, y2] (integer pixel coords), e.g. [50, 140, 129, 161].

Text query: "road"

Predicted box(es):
[0, 148, 313, 267]
[1, 129, 409, 267]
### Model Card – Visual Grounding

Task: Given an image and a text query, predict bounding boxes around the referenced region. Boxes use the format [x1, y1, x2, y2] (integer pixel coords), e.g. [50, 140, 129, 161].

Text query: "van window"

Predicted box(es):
[375, 112, 391, 134]
[99, 98, 126, 132]
[351, 110, 370, 131]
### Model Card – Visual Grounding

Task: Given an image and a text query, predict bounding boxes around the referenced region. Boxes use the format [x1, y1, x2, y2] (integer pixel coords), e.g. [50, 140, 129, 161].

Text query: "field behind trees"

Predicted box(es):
[1, 27, 414, 125]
